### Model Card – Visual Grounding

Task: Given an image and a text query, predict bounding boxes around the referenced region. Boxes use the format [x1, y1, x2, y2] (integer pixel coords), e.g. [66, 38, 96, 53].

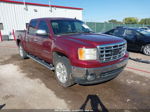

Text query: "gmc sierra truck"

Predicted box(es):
[15, 18, 128, 87]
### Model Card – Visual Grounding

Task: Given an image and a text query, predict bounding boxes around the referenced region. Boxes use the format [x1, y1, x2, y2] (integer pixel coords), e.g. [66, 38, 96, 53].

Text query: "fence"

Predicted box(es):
[85, 22, 147, 33]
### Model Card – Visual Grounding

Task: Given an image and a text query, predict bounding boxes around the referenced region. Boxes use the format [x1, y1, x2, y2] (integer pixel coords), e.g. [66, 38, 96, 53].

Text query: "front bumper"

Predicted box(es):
[72, 59, 128, 84]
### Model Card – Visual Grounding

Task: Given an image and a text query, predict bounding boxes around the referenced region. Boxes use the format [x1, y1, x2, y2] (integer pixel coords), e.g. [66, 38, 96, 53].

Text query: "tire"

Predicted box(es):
[19, 43, 28, 59]
[143, 44, 150, 56]
[54, 56, 74, 87]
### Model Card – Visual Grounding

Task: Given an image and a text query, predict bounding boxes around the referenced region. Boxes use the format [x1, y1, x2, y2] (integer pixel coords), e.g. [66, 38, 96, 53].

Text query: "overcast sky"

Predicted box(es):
[14, 0, 150, 22]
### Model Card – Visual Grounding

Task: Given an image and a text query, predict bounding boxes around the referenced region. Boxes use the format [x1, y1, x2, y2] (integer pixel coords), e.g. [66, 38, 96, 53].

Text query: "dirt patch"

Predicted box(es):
[0, 64, 68, 109]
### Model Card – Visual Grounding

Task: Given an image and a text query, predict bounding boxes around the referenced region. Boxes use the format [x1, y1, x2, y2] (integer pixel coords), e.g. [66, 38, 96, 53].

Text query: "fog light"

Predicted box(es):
[87, 73, 96, 81]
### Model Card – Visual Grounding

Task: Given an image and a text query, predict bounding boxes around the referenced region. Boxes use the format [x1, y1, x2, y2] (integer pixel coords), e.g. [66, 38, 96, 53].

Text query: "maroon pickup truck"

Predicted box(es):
[16, 18, 128, 87]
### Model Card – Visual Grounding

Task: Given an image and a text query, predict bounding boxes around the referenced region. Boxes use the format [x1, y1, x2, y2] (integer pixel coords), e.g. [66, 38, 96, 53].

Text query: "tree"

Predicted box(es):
[139, 18, 150, 25]
[108, 19, 123, 24]
[123, 17, 138, 24]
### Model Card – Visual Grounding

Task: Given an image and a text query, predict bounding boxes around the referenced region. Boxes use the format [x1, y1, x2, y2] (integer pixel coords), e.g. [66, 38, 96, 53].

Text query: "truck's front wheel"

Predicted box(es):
[54, 56, 74, 87]
[19, 44, 28, 59]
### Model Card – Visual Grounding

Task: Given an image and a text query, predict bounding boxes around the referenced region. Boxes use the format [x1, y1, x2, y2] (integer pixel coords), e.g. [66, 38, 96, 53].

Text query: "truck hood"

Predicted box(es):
[60, 33, 125, 47]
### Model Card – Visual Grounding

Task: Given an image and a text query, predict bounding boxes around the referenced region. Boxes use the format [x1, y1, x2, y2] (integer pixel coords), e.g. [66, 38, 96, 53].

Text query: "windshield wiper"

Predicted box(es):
[86, 31, 94, 33]
[56, 32, 79, 36]
[56, 31, 94, 36]
[78, 31, 94, 33]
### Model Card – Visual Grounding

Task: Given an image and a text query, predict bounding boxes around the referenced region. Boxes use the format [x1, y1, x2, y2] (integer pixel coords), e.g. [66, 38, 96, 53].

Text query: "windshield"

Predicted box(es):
[51, 20, 93, 35]
[138, 29, 150, 36]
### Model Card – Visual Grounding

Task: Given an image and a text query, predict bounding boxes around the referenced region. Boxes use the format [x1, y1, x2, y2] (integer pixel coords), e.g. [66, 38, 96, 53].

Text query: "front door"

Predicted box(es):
[124, 29, 140, 51]
[35, 20, 52, 62]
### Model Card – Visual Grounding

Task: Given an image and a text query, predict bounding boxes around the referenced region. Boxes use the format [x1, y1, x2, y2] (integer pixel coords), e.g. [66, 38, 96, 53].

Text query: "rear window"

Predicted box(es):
[138, 30, 150, 36]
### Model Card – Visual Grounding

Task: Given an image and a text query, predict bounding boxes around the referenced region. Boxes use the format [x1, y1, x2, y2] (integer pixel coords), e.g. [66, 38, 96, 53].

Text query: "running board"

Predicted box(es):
[27, 54, 54, 70]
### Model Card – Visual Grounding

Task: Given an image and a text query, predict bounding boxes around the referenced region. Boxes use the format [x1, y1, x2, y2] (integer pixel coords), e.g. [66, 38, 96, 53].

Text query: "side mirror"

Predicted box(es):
[36, 29, 48, 36]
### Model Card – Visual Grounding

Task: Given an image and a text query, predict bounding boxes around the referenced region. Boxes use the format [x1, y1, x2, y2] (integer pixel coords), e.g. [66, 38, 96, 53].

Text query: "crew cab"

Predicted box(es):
[16, 18, 128, 87]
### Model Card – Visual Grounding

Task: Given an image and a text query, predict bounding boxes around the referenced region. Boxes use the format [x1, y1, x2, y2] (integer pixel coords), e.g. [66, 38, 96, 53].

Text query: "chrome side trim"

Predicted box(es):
[27, 54, 54, 70]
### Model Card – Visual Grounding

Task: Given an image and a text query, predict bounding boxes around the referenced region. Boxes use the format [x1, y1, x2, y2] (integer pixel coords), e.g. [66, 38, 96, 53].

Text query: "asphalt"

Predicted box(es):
[0, 41, 150, 111]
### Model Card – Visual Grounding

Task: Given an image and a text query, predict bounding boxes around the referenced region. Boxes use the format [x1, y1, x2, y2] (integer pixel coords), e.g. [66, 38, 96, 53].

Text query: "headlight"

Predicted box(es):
[78, 48, 97, 60]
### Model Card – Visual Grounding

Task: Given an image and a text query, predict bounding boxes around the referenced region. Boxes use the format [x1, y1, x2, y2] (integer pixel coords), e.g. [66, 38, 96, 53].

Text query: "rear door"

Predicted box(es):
[26, 19, 38, 55]
[36, 20, 52, 62]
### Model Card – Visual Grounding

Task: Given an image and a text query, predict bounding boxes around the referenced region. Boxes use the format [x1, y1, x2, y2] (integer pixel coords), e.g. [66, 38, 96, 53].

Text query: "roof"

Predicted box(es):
[116, 26, 139, 30]
[33, 17, 80, 20]
[116, 26, 145, 31]
[31, 17, 82, 22]
[0, 0, 83, 10]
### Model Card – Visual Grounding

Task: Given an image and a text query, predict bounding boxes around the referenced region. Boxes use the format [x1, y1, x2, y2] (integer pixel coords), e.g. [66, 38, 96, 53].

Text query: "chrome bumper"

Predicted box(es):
[72, 59, 128, 84]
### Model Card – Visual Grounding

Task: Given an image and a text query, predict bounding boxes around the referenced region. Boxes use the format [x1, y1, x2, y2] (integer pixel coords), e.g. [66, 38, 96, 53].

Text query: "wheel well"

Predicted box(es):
[52, 52, 69, 64]
[53, 52, 68, 58]
[16, 39, 21, 46]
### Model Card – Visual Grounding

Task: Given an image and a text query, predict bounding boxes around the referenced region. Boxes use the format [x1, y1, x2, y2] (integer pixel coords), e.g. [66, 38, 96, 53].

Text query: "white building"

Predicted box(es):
[0, 0, 83, 40]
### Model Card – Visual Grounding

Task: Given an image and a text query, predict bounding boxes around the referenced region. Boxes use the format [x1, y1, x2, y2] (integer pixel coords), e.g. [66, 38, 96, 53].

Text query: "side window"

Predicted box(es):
[28, 20, 38, 35]
[38, 20, 49, 33]
[113, 28, 125, 37]
[124, 29, 136, 39]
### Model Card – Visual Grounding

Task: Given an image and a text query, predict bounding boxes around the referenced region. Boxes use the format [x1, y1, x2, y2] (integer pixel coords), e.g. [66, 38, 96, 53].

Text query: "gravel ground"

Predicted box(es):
[0, 41, 150, 111]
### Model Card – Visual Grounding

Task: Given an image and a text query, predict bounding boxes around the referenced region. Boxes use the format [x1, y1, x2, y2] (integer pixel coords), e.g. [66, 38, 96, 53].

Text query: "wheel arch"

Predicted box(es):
[52, 51, 70, 64]
[141, 43, 150, 51]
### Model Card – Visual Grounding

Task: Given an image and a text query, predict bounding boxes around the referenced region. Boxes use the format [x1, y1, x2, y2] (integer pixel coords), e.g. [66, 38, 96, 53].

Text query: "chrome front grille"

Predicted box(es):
[97, 42, 126, 63]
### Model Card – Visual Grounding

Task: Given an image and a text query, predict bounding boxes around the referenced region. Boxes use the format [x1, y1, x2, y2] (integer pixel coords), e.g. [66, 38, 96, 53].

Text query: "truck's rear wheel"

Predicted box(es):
[19, 44, 28, 59]
[54, 56, 74, 87]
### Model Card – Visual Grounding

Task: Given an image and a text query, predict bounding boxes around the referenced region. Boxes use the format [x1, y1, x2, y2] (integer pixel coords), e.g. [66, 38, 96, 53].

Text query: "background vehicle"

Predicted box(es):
[139, 27, 150, 32]
[147, 26, 150, 29]
[104, 27, 150, 55]
[16, 18, 128, 87]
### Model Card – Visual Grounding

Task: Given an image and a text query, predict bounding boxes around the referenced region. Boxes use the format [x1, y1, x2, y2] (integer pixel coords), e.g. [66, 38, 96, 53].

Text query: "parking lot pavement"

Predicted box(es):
[126, 52, 150, 78]
[0, 41, 150, 110]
